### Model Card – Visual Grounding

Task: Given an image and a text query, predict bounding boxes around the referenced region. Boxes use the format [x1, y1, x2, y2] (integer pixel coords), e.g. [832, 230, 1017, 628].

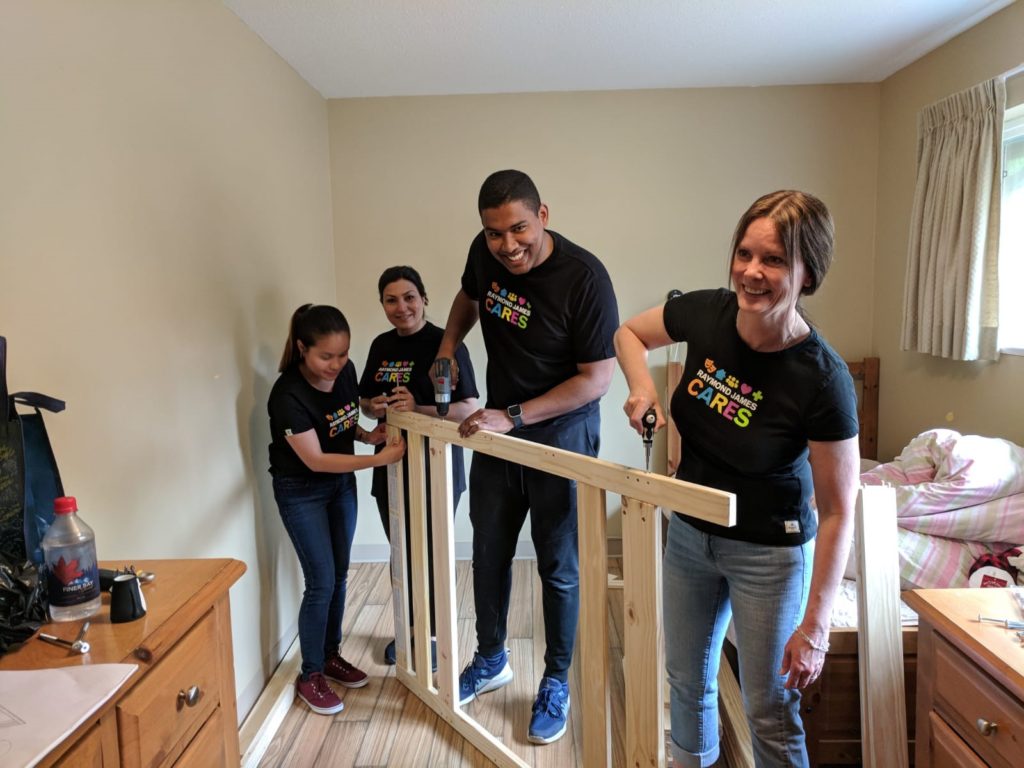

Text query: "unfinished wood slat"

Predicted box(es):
[666, 361, 683, 476]
[406, 432, 433, 687]
[579, 482, 612, 768]
[622, 495, 665, 768]
[387, 425, 412, 672]
[855, 484, 908, 768]
[387, 411, 734, 526]
[429, 437, 458, 708]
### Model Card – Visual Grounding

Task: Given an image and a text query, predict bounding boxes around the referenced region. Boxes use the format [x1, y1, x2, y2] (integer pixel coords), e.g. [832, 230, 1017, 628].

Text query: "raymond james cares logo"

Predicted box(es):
[326, 401, 359, 437]
[485, 281, 531, 329]
[684, 358, 761, 428]
[374, 359, 413, 385]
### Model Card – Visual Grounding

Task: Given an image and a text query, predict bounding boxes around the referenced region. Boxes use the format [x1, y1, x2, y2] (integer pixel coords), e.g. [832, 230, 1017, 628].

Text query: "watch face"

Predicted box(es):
[508, 405, 522, 418]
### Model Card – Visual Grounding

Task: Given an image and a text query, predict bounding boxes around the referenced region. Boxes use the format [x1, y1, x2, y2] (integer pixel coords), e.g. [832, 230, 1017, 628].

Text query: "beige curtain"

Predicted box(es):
[901, 77, 1005, 361]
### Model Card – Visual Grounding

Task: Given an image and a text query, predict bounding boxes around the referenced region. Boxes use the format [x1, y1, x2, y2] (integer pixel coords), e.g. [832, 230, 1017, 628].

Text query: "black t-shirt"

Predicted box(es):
[460, 229, 618, 422]
[267, 362, 361, 477]
[663, 289, 858, 545]
[358, 322, 479, 499]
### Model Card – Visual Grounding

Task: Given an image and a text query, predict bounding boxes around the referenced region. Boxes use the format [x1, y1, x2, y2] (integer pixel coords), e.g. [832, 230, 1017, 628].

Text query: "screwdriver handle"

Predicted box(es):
[641, 408, 657, 442]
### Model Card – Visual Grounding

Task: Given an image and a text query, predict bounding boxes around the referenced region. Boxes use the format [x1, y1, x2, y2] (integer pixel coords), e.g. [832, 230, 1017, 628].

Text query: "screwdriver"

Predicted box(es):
[642, 408, 657, 471]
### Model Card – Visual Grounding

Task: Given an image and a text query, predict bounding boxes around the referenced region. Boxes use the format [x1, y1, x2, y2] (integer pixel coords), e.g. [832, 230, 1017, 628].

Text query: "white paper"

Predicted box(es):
[0, 663, 138, 768]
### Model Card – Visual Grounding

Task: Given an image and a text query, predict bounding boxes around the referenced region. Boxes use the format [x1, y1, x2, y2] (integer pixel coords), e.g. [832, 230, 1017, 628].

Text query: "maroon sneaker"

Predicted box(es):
[323, 654, 369, 688]
[295, 672, 344, 715]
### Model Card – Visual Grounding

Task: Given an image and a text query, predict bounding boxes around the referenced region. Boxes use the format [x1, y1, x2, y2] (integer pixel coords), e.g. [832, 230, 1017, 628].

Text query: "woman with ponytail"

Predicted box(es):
[268, 304, 405, 715]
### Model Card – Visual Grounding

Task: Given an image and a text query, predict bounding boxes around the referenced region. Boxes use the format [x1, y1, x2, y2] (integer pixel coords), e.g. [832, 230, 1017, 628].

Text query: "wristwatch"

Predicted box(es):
[506, 404, 524, 429]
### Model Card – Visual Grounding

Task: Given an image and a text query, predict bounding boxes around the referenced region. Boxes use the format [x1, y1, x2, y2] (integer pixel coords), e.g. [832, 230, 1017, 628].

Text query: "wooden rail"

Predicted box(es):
[384, 410, 735, 768]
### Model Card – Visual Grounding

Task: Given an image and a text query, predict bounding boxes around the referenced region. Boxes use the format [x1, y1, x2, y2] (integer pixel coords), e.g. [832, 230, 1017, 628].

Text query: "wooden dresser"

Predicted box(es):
[0, 558, 245, 768]
[904, 588, 1024, 768]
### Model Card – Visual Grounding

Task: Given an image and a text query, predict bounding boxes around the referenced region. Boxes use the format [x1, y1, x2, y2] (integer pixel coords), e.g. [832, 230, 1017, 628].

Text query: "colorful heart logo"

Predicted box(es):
[740, 384, 752, 395]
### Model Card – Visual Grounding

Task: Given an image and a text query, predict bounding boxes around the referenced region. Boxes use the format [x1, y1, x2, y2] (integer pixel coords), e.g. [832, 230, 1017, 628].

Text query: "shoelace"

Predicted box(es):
[310, 673, 334, 700]
[533, 685, 565, 716]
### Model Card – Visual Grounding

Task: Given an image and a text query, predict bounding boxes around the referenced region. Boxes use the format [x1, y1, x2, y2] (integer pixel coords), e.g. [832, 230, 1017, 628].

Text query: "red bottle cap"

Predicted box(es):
[54, 496, 78, 515]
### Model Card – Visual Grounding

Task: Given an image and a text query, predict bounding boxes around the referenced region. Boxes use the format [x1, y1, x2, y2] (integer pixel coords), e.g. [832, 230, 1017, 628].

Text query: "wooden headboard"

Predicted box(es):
[664, 356, 880, 471]
[846, 357, 879, 461]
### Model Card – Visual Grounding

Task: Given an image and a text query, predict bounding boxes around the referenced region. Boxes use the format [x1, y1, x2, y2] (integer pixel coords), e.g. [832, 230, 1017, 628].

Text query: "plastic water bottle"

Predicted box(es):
[41, 496, 101, 621]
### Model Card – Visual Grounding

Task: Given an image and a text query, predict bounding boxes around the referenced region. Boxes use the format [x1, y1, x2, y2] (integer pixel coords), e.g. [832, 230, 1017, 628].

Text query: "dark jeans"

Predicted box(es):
[469, 411, 599, 682]
[273, 472, 357, 678]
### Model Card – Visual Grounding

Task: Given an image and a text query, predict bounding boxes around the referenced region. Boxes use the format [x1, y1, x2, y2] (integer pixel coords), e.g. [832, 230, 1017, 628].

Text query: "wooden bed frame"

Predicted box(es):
[668, 356, 914, 767]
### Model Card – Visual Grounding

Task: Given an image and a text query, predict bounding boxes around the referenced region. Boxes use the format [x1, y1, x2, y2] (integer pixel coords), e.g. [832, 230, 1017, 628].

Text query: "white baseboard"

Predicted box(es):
[351, 540, 550, 563]
[239, 633, 302, 768]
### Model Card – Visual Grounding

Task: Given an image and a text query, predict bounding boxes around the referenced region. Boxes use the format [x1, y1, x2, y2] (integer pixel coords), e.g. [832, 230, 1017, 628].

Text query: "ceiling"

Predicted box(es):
[224, 0, 1014, 99]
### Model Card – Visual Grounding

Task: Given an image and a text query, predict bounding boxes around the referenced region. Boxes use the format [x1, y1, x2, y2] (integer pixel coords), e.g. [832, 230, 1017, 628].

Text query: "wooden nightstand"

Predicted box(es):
[903, 588, 1024, 768]
[0, 558, 245, 768]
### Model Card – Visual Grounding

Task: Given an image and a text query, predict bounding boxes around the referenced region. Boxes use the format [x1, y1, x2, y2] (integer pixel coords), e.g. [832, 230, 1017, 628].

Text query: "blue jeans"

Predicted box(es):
[664, 514, 813, 768]
[273, 472, 358, 678]
[469, 411, 599, 682]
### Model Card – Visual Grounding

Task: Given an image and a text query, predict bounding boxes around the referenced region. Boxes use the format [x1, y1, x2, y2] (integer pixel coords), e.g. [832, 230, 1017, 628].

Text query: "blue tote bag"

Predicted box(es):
[0, 336, 66, 565]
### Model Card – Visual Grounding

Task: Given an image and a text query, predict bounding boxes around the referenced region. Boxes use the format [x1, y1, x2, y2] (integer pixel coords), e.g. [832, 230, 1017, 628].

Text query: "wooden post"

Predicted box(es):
[428, 437, 458, 708]
[622, 495, 665, 768]
[387, 425, 411, 671]
[578, 482, 611, 767]
[406, 432, 433, 687]
[855, 485, 907, 768]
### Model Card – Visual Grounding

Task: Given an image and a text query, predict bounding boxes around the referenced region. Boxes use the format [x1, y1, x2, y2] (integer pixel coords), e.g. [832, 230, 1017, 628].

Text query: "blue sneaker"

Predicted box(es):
[458, 649, 513, 706]
[528, 677, 570, 744]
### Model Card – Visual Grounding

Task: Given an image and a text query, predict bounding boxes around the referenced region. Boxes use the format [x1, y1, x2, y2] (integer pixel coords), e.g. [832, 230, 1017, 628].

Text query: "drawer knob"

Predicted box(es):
[976, 718, 998, 736]
[177, 685, 202, 709]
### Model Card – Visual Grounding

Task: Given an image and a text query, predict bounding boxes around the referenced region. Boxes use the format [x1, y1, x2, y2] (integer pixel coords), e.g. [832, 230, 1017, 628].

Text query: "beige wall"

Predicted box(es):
[874, 1, 1024, 459]
[0, 1, 334, 718]
[328, 85, 881, 543]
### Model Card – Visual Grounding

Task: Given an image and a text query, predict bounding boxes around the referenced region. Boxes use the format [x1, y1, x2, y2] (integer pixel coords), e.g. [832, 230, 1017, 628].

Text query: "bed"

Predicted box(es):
[805, 417, 1024, 765]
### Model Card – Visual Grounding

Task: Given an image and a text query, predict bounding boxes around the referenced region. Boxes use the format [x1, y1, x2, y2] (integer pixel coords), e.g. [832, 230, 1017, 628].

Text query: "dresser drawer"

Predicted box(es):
[934, 634, 1024, 768]
[117, 609, 221, 768]
[929, 711, 987, 768]
[55, 714, 119, 768]
[173, 706, 226, 768]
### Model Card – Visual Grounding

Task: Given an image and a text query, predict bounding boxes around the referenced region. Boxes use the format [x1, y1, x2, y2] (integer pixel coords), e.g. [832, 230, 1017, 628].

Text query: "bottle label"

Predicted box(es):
[46, 553, 101, 607]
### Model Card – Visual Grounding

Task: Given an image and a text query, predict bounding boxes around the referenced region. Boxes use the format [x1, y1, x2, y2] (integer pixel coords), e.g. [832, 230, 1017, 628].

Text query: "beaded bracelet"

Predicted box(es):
[795, 627, 830, 653]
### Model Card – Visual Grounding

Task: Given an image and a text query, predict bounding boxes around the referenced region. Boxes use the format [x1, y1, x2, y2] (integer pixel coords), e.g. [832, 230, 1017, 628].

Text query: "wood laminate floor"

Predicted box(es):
[255, 558, 678, 767]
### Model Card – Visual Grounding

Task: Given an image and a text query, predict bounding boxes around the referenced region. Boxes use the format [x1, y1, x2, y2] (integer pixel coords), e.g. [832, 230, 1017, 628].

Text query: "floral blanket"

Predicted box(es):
[860, 429, 1024, 589]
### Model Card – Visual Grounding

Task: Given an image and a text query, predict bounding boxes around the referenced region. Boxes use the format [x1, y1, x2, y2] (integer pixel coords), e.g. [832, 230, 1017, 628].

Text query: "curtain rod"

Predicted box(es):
[1005, 62, 1024, 80]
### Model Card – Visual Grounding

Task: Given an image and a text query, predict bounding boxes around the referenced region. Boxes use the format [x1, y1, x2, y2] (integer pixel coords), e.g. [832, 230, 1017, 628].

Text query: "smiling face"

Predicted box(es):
[381, 278, 426, 336]
[298, 331, 350, 391]
[480, 200, 552, 275]
[731, 217, 810, 325]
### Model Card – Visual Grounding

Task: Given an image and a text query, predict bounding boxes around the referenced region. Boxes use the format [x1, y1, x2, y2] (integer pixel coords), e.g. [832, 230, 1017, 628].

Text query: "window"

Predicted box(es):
[999, 102, 1024, 354]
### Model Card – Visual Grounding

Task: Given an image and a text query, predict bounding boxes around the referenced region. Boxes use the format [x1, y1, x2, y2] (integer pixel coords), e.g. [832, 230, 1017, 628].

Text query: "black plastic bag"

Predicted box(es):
[0, 555, 46, 655]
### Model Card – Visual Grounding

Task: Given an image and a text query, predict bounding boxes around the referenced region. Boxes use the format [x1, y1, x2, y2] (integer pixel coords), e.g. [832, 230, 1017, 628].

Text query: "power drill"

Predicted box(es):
[642, 408, 657, 471]
[433, 358, 452, 418]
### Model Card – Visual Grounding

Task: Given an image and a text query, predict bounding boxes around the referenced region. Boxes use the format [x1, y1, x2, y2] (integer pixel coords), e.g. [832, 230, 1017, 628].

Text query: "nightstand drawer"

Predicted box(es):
[934, 634, 1024, 768]
[116, 610, 221, 768]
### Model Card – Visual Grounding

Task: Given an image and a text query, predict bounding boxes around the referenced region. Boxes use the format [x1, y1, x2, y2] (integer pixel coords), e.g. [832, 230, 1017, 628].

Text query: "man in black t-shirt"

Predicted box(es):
[435, 170, 618, 745]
